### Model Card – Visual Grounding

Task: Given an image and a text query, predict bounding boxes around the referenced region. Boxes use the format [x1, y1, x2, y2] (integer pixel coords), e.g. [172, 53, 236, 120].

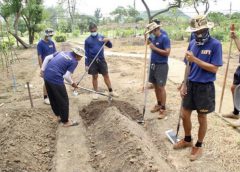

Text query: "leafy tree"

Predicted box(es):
[94, 8, 102, 24]
[75, 14, 95, 34]
[22, 0, 44, 44]
[208, 12, 226, 26]
[18, 18, 27, 36]
[110, 6, 128, 23]
[0, 0, 29, 48]
[58, 19, 72, 33]
[126, 5, 140, 22]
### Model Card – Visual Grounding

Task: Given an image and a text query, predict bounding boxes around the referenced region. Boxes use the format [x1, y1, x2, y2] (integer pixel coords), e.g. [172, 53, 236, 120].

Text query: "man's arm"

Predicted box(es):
[41, 54, 54, 71]
[231, 31, 240, 51]
[150, 43, 171, 57]
[84, 40, 90, 66]
[102, 38, 112, 48]
[234, 37, 240, 52]
[186, 51, 219, 73]
[38, 55, 43, 68]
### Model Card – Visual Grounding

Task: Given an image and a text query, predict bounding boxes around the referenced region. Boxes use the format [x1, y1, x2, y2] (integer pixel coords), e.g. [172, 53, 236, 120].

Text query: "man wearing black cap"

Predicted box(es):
[37, 28, 56, 105]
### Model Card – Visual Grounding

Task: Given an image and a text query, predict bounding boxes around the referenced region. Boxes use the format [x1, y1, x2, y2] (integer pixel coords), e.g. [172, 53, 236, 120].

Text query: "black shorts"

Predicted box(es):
[88, 59, 108, 75]
[183, 81, 215, 114]
[149, 63, 168, 86]
[233, 66, 240, 85]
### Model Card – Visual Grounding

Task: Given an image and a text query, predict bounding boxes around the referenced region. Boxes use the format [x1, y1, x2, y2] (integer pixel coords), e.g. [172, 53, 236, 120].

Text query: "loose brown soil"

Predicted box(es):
[0, 108, 57, 172]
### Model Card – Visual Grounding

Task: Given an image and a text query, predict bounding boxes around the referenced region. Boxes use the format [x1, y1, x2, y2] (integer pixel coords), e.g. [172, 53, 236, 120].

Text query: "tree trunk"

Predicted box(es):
[29, 29, 34, 45]
[3, 17, 29, 49]
[8, 31, 30, 49]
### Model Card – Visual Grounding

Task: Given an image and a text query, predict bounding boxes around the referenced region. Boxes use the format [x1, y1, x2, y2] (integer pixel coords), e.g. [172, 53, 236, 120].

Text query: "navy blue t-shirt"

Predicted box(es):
[84, 34, 112, 66]
[44, 52, 78, 85]
[150, 34, 171, 64]
[187, 37, 223, 83]
[37, 39, 56, 61]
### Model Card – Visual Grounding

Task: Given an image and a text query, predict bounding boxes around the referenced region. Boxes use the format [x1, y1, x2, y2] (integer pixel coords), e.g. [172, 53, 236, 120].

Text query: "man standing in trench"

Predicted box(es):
[173, 15, 223, 161]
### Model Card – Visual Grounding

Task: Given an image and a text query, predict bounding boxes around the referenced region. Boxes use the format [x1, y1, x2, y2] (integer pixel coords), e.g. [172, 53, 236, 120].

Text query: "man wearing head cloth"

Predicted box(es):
[173, 15, 223, 161]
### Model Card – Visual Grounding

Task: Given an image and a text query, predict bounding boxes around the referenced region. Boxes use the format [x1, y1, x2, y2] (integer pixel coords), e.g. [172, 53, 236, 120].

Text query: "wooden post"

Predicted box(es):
[26, 82, 34, 108]
[219, 24, 235, 113]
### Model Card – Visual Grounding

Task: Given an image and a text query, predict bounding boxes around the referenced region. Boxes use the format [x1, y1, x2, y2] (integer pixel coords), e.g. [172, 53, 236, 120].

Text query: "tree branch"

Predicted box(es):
[204, 1, 210, 14]
[151, 1, 181, 20]
[193, 0, 200, 14]
[141, 0, 182, 23]
[141, 0, 151, 23]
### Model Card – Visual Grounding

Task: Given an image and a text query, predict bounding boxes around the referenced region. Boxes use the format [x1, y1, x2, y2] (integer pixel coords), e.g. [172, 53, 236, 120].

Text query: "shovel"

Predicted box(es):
[165, 61, 190, 144]
[138, 35, 151, 124]
[76, 42, 107, 86]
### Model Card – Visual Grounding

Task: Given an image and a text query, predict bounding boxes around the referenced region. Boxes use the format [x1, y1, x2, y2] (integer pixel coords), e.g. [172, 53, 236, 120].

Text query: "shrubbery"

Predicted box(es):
[72, 30, 80, 37]
[54, 33, 67, 42]
[0, 37, 15, 50]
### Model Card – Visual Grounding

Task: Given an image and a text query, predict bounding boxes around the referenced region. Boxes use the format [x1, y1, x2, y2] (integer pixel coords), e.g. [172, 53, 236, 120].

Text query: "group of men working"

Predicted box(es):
[37, 15, 240, 161]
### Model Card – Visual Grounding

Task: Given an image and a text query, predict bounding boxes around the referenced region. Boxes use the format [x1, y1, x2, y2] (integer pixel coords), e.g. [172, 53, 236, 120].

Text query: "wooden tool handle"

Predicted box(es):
[230, 24, 235, 32]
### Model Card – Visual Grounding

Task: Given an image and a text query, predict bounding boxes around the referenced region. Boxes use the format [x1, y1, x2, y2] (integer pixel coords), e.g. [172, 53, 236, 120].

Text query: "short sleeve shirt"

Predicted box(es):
[187, 37, 223, 83]
[150, 34, 171, 64]
[37, 39, 56, 61]
[44, 52, 78, 85]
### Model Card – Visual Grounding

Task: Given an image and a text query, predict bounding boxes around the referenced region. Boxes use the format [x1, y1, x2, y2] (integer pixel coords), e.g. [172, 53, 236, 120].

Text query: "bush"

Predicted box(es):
[54, 33, 67, 42]
[72, 30, 80, 37]
[0, 37, 15, 50]
[211, 30, 226, 41]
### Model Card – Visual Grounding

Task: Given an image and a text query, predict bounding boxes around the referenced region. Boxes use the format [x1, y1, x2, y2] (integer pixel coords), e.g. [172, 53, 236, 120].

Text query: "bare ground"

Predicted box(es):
[0, 40, 240, 172]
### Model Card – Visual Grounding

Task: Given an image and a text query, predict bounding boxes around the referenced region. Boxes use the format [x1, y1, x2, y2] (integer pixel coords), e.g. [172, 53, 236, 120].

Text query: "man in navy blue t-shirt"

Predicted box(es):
[223, 30, 240, 127]
[37, 28, 56, 105]
[173, 15, 223, 161]
[85, 23, 118, 100]
[41, 47, 84, 127]
[145, 22, 171, 119]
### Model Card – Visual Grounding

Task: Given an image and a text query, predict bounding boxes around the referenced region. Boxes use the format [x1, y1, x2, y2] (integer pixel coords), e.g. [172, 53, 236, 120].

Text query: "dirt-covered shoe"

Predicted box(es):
[189, 147, 203, 161]
[230, 119, 240, 127]
[151, 105, 161, 113]
[109, 91, 119, 97]
[158, 110, 167, 119]
[44, 98, 50, 105]
[222, 113, 240, 119]
[92, 93, 99, 100]
[173, 139, 193, 149]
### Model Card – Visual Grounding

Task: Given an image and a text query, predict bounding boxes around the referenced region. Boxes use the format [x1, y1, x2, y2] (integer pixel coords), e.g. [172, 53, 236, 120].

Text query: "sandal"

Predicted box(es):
[63, 120, 79, 127]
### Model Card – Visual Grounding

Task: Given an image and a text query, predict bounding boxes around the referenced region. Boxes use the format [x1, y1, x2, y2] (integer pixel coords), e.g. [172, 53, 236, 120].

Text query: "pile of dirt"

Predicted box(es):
[80, 100, 142, 126]
[0, 108, 57, 172]
[79, 102, 174, 172]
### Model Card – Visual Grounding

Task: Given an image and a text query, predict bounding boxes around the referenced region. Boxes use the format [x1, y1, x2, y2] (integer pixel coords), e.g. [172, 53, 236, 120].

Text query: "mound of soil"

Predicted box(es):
[80, 100, 142, 126]
[79, 102, 174, 172]
[0, 108, 57, 172]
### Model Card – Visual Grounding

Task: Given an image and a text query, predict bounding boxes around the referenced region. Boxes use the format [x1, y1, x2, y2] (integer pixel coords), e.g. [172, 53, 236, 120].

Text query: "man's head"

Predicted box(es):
[44, 28, 54, 41]
[186, 15, 214, 46]
[72, 47, 85, 61]
[145, 22, 161, 37]
[151, 19, 161, 25]
[89, 23, 98, 36]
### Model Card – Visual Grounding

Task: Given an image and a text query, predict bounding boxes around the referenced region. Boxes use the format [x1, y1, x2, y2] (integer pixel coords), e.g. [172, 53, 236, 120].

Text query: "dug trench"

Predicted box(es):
[79, 100, 175, 172]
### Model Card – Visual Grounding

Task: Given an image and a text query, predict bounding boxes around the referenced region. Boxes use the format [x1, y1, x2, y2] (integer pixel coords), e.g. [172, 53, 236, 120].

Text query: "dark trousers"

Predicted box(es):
[45, 80, 69, 123]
